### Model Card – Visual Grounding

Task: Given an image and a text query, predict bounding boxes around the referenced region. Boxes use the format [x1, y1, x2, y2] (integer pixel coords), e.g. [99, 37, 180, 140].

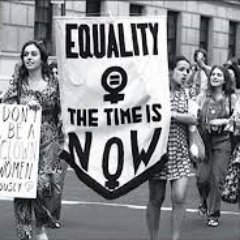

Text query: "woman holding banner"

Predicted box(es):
[2, 40, 63, 240]
[146, 56, 198, 240]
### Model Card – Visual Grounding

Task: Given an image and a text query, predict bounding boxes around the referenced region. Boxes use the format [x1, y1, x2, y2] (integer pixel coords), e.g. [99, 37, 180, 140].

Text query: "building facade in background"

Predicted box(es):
[0, 0, 240, 90]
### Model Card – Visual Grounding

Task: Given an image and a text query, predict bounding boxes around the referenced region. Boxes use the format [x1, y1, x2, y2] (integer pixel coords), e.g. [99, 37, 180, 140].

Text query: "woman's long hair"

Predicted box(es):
[17, 40, 51, 84]
[207, 65, 232, 96]
[224, 63, 240, 90]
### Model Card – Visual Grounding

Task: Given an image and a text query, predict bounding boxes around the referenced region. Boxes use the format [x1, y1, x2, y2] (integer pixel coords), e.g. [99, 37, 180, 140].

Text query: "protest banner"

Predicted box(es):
[55, 16, 170, 199]
[0, 104, 41, 198]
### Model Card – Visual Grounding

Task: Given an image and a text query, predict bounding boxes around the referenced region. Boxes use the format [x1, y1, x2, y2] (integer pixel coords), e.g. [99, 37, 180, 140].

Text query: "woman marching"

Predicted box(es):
[197, 65, 237, 227]
[2, 40, 63, 240]
[146, 56, 198, 240]
[47, 61, 68, 228]
[221, 76, 240, 217]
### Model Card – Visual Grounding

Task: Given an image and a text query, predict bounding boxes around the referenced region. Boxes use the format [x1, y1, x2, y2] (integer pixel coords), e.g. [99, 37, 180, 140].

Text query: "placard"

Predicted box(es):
[0, 104, 41, 198]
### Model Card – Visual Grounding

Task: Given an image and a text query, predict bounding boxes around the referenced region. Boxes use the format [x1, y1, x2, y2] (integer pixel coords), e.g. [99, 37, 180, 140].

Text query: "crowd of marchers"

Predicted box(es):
[2, 40, 240, 240]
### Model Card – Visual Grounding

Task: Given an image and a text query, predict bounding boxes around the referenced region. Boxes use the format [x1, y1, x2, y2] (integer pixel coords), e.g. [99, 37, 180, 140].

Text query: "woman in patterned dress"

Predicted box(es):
[196, 65, 236, 227]
[3, 40, 63, 240]
[146, 56, 198, 240]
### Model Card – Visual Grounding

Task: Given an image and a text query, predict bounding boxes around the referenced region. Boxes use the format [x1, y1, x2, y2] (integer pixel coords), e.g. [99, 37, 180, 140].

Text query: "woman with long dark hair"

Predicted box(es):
[3, 40, 63, 240]
[197, 65, 237, 227]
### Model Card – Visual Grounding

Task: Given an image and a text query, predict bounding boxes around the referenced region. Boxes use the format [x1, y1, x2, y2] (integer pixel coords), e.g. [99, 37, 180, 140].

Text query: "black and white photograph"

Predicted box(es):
[0, 0, 240, 240]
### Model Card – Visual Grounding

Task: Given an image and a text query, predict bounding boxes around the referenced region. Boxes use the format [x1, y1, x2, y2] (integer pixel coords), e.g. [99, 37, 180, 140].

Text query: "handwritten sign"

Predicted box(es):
[0, 104, 41, 198]
[56, 16, 170, 199]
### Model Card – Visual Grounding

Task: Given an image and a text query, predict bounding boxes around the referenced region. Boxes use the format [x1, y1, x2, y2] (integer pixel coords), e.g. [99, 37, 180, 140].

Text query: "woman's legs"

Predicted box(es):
[14, 198, 33, 240]
[195, 160, 211, 216]
[34, 202, 49, 240]
[170, 176, 189, 240]
[34, 182, 50, 240]
[50, 160, 68, 227]
[208, 141, 231, 224]
[146, 179, 167, 240]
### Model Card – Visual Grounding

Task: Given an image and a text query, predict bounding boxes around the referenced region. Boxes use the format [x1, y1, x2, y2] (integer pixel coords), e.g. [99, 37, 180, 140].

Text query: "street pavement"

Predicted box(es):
[0, 168, 239, 240]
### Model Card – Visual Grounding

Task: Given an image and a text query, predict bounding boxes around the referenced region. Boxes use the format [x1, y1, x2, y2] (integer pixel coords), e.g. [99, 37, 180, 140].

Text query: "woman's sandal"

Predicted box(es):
[207, 219, 219, 227]
[47, 221, 61, 229]
[54, 222, 61, 228]
[36, 227, 48, 240]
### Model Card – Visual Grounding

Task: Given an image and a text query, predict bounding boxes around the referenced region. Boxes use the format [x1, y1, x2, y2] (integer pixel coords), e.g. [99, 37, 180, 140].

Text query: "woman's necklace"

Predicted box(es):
[28, 76, 47, 92]
[211, 88, 225, 102]
[208, 94, 224, 117]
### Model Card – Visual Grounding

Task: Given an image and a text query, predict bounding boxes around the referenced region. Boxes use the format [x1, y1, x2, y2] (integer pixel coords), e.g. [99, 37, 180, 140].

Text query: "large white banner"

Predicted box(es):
[0, 104, 41, 198]
[55, 16, 171, 199]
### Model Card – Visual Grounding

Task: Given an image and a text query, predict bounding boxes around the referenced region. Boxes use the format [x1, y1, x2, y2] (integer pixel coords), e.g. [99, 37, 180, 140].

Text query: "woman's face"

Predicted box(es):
[23, 44, 42, 72]
[196, 51, 205, 62]
[210, 67, 225, 88]
[171, 60, 190, 86]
